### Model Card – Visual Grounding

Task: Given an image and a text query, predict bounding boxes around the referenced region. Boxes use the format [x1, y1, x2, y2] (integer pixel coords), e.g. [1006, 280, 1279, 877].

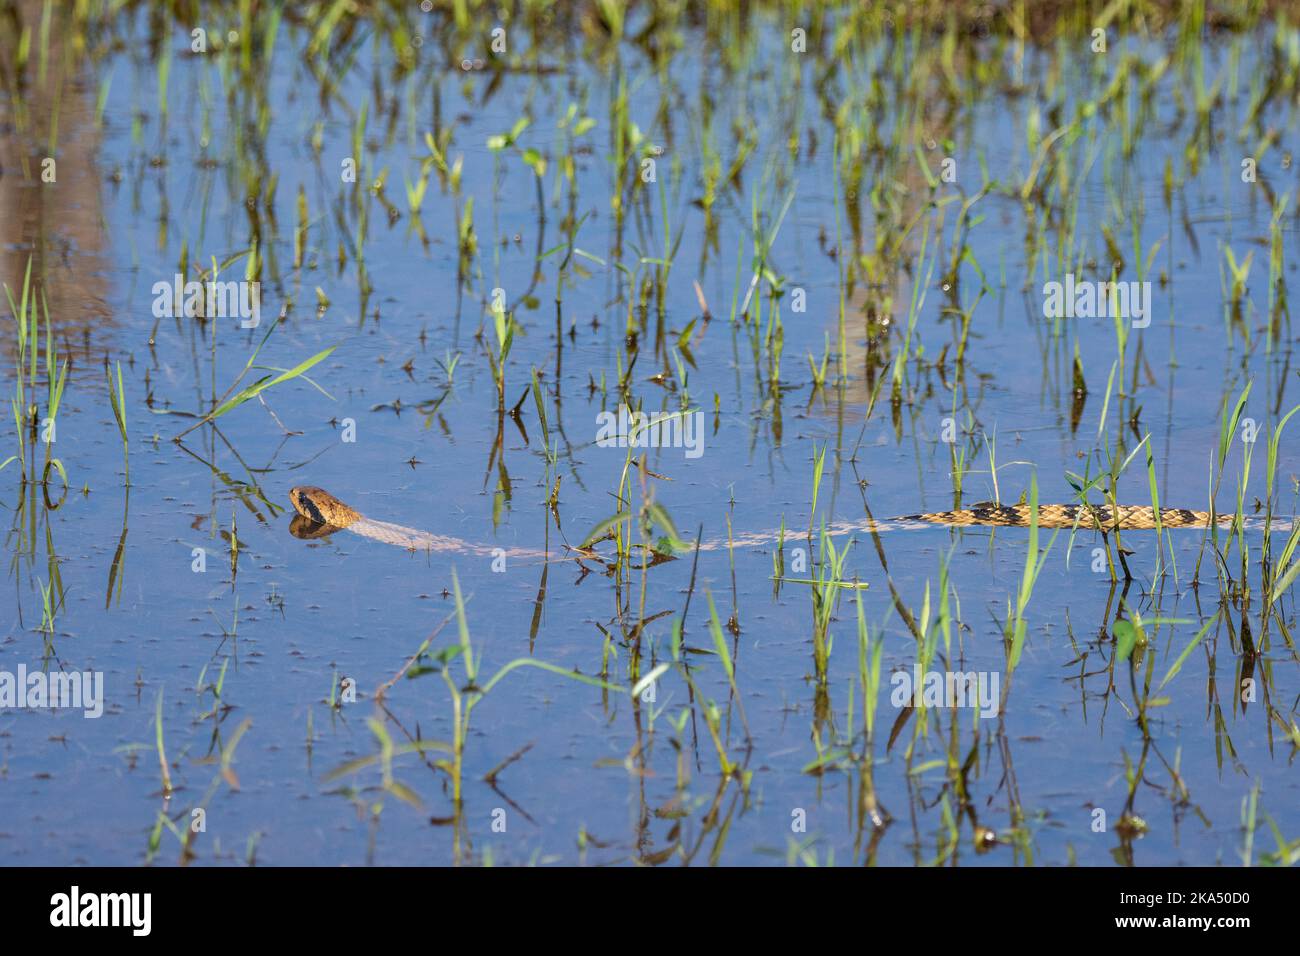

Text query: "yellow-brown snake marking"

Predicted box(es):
[901, 503, 1228, 530]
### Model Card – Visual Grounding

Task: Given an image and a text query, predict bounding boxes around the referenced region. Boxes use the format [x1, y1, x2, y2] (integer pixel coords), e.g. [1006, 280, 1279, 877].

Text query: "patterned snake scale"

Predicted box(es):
[289, 486, 1297, 562]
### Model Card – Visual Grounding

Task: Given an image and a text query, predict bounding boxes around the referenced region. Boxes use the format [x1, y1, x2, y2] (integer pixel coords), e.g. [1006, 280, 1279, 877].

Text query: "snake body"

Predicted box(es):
[288, 486, 550, 558]
[288, 487, 1294, 559]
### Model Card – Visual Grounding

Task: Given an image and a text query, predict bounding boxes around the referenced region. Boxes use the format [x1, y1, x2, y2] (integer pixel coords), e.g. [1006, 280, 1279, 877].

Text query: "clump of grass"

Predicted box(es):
[1193, 382, 1252, 586]
[2, 258, 69, 493]
[328, 571, 624, 810]
[669, 610, 750, 783]
[484, 299, 516, 411]
[37, 577, 57, 633]
[170, 316, 334, 440]
[1004, 476, 1055, 676]
[529, 367, 557, 471]
[1260, 402, 1300, 615]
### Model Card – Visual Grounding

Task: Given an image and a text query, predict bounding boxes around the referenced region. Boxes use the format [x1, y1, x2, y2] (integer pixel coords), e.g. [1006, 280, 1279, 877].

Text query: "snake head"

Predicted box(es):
[289, 486, 329, 525]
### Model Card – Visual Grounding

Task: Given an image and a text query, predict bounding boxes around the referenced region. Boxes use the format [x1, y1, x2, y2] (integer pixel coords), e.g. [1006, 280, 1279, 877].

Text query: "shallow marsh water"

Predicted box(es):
[1, 3, 1299, 866]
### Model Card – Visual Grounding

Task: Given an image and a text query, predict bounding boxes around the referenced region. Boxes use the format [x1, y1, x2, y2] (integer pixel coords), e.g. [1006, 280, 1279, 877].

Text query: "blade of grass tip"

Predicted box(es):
[1156, 614, 1218, 692]
[705, 591, 734, 685]
[49, 357, 68, 420]
[632, 662, 671, 700]
[226, 312, 286, 390]
[175, 335, 271, 437]
[155, 690, 171, 793]
[1266, 403, 1300, 499]
[451, 569, 473, 682]
[5, 257, 32, 354]
[1268, 525, 1300, 604]
[479, 658, 623, 697]
[1008, 476, 1040, 673]
[207, 345, 335, 421]
[530, 367, 549, 439]
[1219, 382, 1252, 471]
[1143, 437, 1165, 579]
[1096, 359, 1118, 439]
[809, 444, 826, 538]
[115, 362, 127, 435]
